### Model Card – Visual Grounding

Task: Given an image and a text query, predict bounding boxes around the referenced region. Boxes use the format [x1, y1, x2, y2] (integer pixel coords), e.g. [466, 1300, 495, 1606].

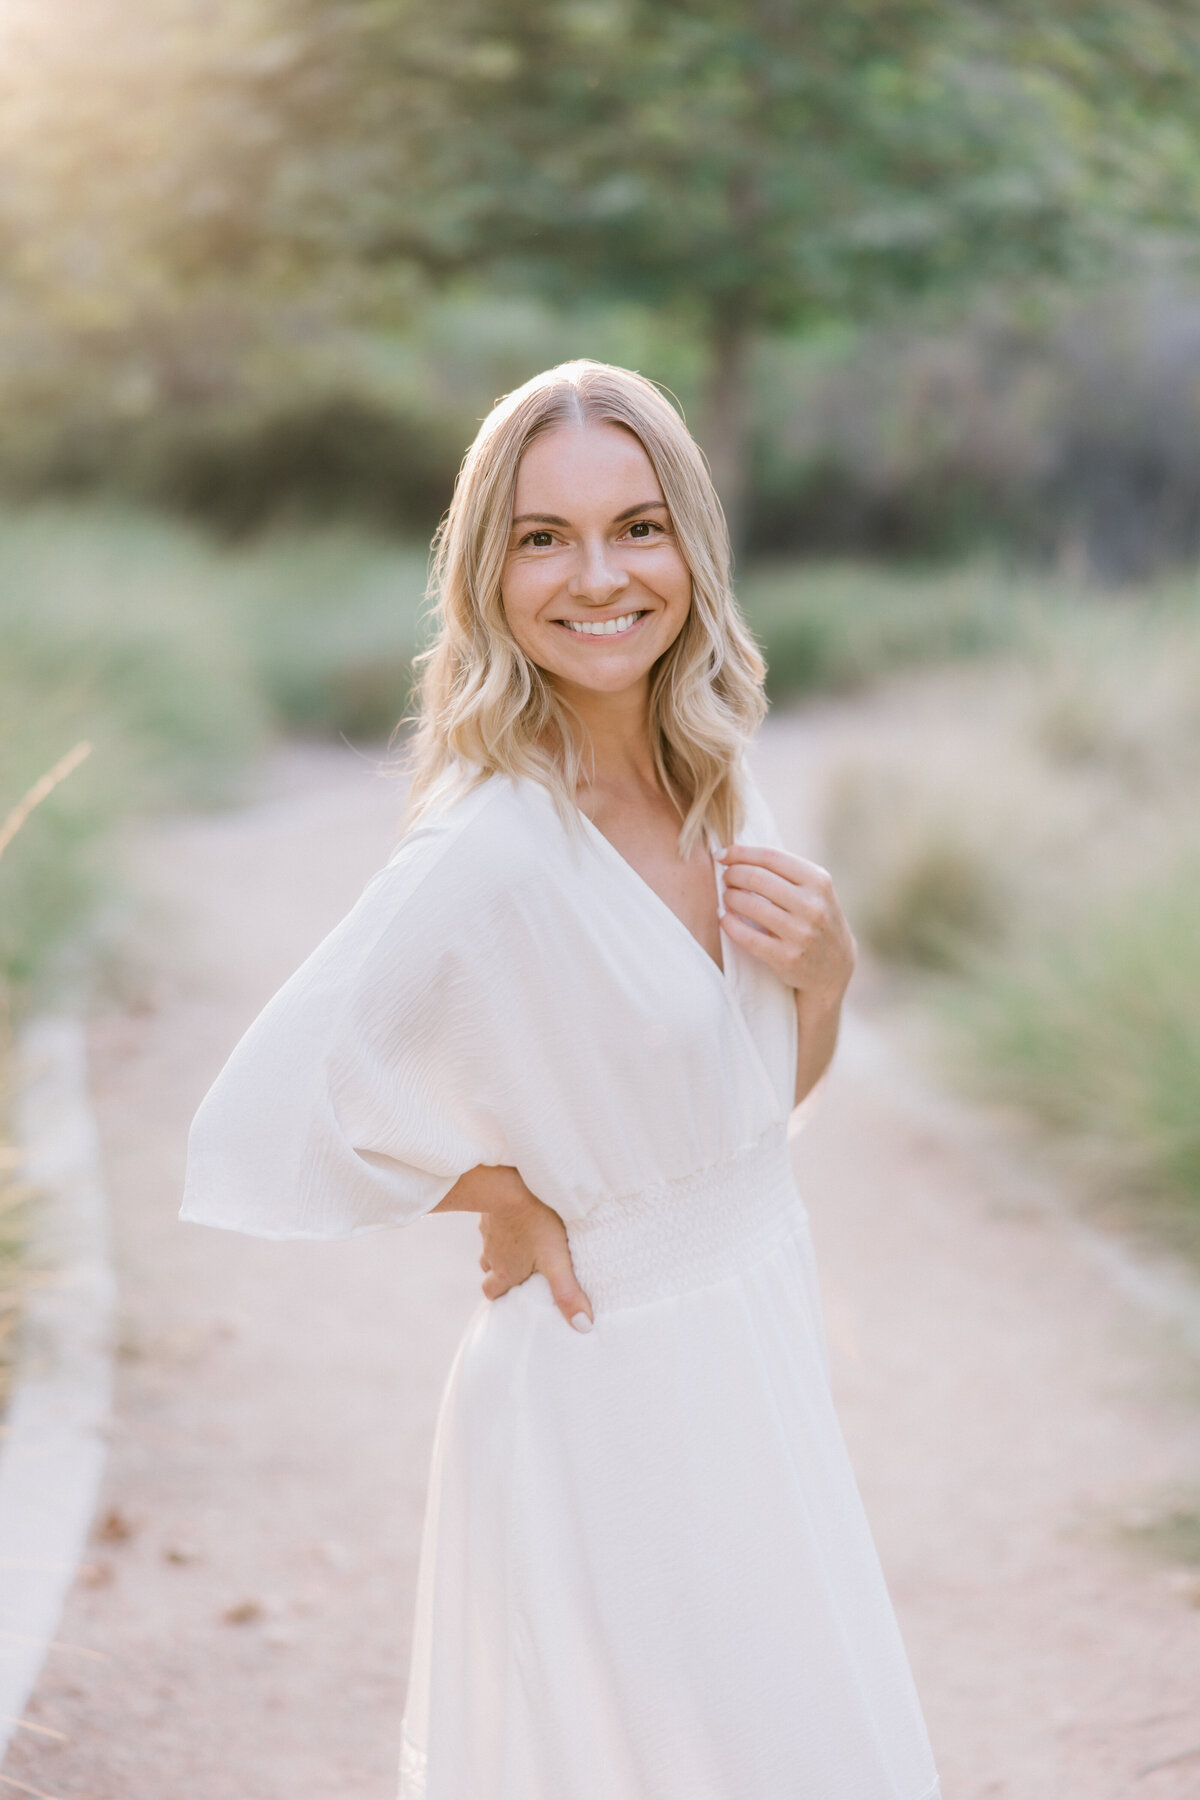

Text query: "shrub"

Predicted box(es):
[816, 583, 1200, 1236]
[823, 758, 1015, 971]
[945, 860, 1200, 1214]
[146, 397, 464, 541]
[0, 505, 267, 995]
[739, 561, 1027, 700]
[217, 528, 430, 738]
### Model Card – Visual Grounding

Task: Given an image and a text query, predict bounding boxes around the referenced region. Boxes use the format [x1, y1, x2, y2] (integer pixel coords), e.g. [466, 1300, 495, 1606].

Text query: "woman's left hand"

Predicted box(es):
[717, 844, 856, 1007]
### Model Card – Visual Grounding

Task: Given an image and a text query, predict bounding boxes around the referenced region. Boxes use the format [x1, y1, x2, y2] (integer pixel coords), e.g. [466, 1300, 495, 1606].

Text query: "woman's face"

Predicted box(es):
[500, 421, 692, 699]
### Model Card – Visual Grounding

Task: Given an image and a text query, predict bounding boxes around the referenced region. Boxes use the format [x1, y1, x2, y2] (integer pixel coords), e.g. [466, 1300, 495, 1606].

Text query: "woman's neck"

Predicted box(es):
[557, 676, 660, 803]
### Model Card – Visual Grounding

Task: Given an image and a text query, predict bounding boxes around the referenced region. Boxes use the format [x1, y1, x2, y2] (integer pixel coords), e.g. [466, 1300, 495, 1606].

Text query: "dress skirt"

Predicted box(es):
[398, 1131, 941, 1800]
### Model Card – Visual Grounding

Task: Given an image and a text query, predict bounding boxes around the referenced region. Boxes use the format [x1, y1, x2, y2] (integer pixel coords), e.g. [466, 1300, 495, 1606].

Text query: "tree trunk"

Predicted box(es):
[700, 301, 754, 561]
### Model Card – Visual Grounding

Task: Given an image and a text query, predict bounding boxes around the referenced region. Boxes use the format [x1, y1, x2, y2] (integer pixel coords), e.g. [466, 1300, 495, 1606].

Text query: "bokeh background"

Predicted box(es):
[4, 0, 1200, 1350]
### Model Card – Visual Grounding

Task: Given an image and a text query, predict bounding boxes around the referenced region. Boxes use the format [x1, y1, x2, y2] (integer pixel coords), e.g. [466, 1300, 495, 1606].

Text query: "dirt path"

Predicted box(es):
[6, 725, 1200, 1800]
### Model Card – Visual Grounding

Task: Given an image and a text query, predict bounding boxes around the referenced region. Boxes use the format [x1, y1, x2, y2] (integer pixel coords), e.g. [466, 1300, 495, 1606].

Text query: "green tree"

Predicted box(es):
[262, 0, 1200, 535]
[3, 1, 1200, 534]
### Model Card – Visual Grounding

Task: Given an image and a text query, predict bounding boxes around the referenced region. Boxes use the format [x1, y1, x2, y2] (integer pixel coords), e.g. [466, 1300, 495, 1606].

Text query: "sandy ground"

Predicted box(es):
[6, 720, 1200, 1800]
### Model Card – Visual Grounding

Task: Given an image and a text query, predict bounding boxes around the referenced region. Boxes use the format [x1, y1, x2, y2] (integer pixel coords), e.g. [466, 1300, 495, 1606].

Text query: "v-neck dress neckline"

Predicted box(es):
[573, 804, 729, 982]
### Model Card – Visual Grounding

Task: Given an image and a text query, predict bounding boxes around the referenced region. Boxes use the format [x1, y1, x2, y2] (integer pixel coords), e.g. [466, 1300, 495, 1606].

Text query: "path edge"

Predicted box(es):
[838, 1007, 1200, 1358]
[0, 1015, 115, 1761]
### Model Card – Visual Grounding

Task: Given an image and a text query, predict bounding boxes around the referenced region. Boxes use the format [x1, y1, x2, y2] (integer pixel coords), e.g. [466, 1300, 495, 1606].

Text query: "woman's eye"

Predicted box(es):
[627, 520, 659, 539]
[526, 530, 554, 548]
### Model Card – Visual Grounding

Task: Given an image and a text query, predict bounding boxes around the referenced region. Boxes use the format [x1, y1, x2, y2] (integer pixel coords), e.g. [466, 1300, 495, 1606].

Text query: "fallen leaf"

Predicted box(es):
[163, 1541, 203, 1565]
[221, 1598, 265, 1625]
[94, 1506, 136, 1543]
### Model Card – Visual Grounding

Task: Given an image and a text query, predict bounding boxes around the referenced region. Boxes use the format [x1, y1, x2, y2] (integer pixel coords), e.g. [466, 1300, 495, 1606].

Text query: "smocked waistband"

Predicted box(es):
[565, 1132, 802, 1312]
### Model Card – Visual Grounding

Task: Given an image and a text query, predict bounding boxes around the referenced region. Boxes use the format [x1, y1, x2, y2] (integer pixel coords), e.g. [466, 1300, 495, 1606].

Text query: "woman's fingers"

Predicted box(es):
[720, 843, 833, 891]
[477, 1198, 594, 1332]
[722, 884, 792, 934]
[720, 842, 856, 1000]
[537, 1233, 594, 1334]
[720, 904, 790, 976]
[722, 859, 816, 915]
[477, 1210, 532, 1297]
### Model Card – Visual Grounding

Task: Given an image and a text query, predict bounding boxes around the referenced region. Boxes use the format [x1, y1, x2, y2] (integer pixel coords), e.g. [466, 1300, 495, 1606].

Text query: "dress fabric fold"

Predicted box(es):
[181, 763, 941, 1800]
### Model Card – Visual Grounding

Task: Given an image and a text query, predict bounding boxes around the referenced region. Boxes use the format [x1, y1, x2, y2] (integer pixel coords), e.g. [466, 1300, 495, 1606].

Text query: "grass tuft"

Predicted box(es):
[944, 861, 1200, 1210]
[824, 760, 1013, 970]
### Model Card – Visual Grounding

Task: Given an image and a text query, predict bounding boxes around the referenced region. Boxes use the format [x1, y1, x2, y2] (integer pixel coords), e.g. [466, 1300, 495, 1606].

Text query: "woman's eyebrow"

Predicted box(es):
[613, 500, 668, 523]
[510, 500, 668, 528]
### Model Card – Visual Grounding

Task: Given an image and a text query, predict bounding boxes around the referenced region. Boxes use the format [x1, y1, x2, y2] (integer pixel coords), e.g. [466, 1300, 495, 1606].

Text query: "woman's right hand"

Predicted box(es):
[433, 1164, 593, 1333]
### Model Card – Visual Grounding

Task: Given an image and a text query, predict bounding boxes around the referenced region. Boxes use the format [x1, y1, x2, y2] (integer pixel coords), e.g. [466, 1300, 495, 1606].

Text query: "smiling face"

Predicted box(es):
[500, 421, 693, 703]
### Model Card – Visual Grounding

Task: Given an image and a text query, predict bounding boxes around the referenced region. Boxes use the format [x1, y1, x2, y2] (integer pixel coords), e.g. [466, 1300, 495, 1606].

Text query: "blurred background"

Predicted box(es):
[3, 0, 1200, 1330]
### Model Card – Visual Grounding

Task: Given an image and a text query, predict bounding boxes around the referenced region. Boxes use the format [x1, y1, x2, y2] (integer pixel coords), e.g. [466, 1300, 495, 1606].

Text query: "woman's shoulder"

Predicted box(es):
[376, 768, 568, 914]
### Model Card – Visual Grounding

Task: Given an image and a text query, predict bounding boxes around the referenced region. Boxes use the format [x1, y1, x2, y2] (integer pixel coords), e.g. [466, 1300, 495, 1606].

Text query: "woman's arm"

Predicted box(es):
[433, 1166, 594, 1333]
[791, 986, 848, 1109]
[716, 844, 857, 1109]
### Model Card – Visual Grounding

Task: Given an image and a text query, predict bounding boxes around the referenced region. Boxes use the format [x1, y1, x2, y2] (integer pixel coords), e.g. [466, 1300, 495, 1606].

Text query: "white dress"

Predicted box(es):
[180, 765, 941, 1800]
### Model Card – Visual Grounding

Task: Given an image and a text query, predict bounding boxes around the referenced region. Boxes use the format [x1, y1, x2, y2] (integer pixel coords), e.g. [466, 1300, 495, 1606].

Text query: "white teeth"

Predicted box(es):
[562, 612, 642, 636]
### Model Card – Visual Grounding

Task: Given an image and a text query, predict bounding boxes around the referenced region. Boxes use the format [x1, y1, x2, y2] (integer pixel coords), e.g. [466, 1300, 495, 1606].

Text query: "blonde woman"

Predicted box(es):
[181, 361, 940, 1800]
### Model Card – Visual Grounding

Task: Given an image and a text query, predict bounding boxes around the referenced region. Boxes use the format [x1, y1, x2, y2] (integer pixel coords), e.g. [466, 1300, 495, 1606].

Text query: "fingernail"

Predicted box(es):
[570, 1312, 593, 1334]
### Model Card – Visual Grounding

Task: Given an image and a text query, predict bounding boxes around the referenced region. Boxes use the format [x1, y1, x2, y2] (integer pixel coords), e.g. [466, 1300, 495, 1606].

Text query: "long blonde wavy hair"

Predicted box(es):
[404, 359, 767, 853]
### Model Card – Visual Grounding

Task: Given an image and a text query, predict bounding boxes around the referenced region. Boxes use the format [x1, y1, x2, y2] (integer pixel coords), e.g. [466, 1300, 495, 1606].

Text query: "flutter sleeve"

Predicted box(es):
[179, 807, 506, 1240]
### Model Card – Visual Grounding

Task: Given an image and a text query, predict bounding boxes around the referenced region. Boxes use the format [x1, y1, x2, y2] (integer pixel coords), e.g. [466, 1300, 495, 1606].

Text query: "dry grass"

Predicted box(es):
[819, 593, 1200, 1240]
[0, 743, 96, 1411]
[824, 756, 1016, 971]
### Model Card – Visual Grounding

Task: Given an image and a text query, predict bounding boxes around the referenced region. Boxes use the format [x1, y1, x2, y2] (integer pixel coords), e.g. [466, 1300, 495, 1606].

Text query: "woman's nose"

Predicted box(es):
[569, 537, 629, 604]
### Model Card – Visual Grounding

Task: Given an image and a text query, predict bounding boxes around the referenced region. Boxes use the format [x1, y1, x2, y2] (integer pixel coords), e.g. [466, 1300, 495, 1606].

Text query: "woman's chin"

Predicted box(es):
[543, 654, 660, 699]
[532, 622, 684, 697]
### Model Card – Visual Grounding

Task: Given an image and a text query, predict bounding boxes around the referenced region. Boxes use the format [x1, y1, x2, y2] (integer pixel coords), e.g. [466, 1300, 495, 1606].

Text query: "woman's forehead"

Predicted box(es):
[513, 422, 662, 516]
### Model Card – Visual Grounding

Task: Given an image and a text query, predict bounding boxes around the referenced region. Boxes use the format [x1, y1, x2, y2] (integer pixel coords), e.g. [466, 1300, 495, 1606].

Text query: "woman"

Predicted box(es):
[181, 360, 940, 1800]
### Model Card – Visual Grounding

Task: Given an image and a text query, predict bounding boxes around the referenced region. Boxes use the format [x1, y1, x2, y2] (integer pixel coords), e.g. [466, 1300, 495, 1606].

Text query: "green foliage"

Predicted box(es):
[0, 506, 267, 994]
[0, 278, 711, 540]
[217, 529, 430, 735]
[261, 0, 1200, 520]
[271, 0, 1200, 322]
[0, 503, 435, 999]
[0, 508, 263, 800]
[738, 561, 1024, 697]
[8, 0, 1200, 332]
[6, 0, 1200, 538]
[148, 396, 462, 539]
[744, 279, 1200, 582]
[946, 861, 1200, 1212]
